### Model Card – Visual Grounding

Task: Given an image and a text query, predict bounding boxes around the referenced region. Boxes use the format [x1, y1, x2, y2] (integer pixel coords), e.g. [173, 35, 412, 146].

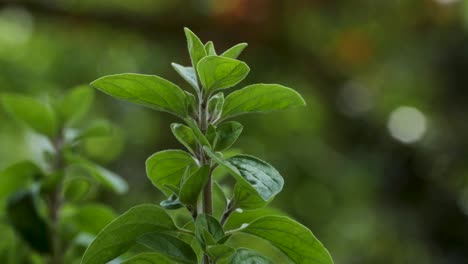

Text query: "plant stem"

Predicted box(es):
[220, 201, 235, 226]
[50, 132, 65, 264]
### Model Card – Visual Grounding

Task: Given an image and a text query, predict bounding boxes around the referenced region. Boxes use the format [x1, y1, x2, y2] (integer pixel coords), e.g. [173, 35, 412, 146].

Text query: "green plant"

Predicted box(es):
[0, 87, 127, 264]
[82, 28, 333, 264]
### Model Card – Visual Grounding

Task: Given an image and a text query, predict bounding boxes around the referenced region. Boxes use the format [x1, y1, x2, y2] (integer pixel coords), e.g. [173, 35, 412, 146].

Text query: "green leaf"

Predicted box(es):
[179, 165, 210, 205]
[204, 149, 283, 202]
[1, 93, 58, 137]
[171, 123, 197, 155]
[224, 207, 285, 231]
[6, 190, 51, 253]
[197, 56, 250, 93]
[160, 193, 184, 210]
[184, 91, 198, 116]
[146, 150, 197, 196]
[0, 161, 42, 201]
[62, 204, 117, 235]
[207, 92, 224, 122]
[229, 248, 272, 264]
[205, 41, 217, 56]
[81, 204, 177, 264]
[195, 214, 225, 248]
[172, 63, 199, 93]
[239, 216, 334, 264]
[184, 28, 207, 71]
[222, 84, 306, 120]
[206, 244, 235, 261]
[66, 154, 128, 194]
[58, 85, 94, 125]
[214, 121, 243, 151]
[63, 177, 91, 202]
[90, 73, 187, 117]
[69, 120, 114, 142]
[137, 232, 198, 263]
[184, 118, 211, 148]
[121, 253, 174, 264]
[232, 183, 270, 210]
[206, 124, 217, 145]
[221, 43, 248, 59]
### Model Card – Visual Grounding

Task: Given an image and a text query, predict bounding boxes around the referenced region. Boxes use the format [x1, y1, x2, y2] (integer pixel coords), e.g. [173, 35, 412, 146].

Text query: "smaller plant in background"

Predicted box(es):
[0, 86, 127, 263]
[82, 28, 334, 264]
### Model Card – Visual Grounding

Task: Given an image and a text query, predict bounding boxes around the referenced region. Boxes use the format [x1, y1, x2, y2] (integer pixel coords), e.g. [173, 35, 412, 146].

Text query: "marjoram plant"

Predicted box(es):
[0, 87, 127, 263]
[82, 28, 334, 264]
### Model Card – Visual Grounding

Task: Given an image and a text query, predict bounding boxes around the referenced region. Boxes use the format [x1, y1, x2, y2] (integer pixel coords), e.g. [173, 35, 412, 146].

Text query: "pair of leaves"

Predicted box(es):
[81, 205, 197, 264]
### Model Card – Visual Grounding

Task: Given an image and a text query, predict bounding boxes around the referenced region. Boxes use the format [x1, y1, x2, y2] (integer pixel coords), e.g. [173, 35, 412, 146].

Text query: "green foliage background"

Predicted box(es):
[1, 0, 468, 263]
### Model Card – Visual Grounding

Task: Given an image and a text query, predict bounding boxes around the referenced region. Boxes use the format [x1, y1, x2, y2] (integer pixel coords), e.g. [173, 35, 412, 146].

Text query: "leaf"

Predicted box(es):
[229, 248, 272, 264]
[214, 121, 243, 151]
[224, 207, 285, 231]
[160, 193, 184, 210]
[121, 253, 174, 264]
[66, 154, 128, 194]
[232, 183, 270, 210]
[206, 244, 235, 260]
[90, 73, 187, 118]
[1, 93, 58, 137]
[0, 161, 42, 200]
[195, 214, 225, 248]
[172, 63, 199, 93]
[221, 43, 248, 59]
[197, 56, 250, 93]
[184, 28, 207, 72]
[184, 118, 211, 148]
[63, 177, 91, 202]
[137, 232, 198, 263]
[81, 204, 178, 264]
[58, 85, 94, 125]
[6, 190, 51, 253]
[62, 204, 117, 235]
[222, 84, 306, 120]
[69, 120, 114, 142]
[207, 92, 224, 122]
[179, 165, 210, 205]
[171, 123, 197, 155]
[205, 41, 217, 56]
[146, 150, 197, 196]
[184, 91, 198, 116]
[239, 216, 334, 264]
[204, 149, 283, 202]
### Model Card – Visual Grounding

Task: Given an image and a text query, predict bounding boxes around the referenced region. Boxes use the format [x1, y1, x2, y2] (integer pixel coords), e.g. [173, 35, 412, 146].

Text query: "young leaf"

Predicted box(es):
[197, 56, 250, 93]
[90, 73, 187, 118]
[171, 123, 197, 155]
[184, 91, 198, 116]
[184, 28, 207, 71]
[205, 41, 217, 56]
[239, 216, 334, 264]
[179, 165, 210, 205]
[171, 63, 200, 93]
[184, 118, 212, 148]
[195, 214, 225, 247]
[58, 85, 94, 125]
[65, 154, 128, 194]
[121, 253, 174, 264]
[2, 93, 58, 137]
[213, 182, 227, 220]
[81, 205, 177, 264]
[222, 84, 306, 120]
[206, 244, 235, 261]
[207, 92, 224, 122]
[137, 232, 198, 263]
[229, 248, 272, 264]
[146, 150, 197, 196]
[160, 193, 184, 210]
[214, 121, 243, 151]
[63, 204, 117, 235]
[204, 149, 284, 202]
[221, 43, 248, 59]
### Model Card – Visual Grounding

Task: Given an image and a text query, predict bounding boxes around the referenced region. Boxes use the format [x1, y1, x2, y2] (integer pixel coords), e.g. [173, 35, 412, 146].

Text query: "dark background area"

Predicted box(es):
[1, 0, 468, 263]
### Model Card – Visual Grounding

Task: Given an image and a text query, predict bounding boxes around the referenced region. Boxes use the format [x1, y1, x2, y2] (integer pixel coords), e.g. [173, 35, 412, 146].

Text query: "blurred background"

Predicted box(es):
[1, 0, 468, 263]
